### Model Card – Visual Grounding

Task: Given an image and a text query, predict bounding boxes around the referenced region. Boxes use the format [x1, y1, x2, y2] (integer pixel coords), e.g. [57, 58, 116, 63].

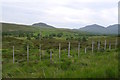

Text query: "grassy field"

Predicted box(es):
[2, 36, 119, 78]
[2, 23, 119, 78]
[2, 48, 118, 78]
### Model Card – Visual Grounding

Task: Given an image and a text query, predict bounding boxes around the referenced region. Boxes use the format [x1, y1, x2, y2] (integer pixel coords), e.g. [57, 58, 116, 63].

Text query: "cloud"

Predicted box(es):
[1, 0, 119, 29]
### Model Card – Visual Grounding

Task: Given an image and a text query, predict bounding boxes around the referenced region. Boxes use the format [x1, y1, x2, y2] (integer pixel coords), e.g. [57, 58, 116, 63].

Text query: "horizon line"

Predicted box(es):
[0, 21, 118, 29]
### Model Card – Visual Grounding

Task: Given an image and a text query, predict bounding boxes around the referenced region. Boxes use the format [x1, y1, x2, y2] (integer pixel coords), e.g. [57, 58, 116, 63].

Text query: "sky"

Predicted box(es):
[1, 0, 119, 29]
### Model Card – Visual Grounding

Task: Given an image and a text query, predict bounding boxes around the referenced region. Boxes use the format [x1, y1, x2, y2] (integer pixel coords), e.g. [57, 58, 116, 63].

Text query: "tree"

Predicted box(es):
[35, 33, 42, 40]
[50, 33, 56, 37]
[49, 34, 53, 39]
[27, 34, 31, 40]
[66, 37, 70, 40]
[57, 33, 63, 37]
[82, 36, 87, 42]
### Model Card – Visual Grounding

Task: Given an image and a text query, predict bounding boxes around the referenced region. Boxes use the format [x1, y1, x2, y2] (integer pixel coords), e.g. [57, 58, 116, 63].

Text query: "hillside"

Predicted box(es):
[2, 22, 88, 40]
[32, 22, 55, 28]
[79, 24, 119, 35]
[2, 23, 37, 32]
[2, 22, 119, 36]
[107, 24, 118, 34]
[79, 24, 107, 34]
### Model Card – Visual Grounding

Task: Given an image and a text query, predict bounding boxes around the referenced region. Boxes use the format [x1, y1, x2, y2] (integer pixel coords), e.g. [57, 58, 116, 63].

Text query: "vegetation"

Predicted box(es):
[2, 23, 119, 78]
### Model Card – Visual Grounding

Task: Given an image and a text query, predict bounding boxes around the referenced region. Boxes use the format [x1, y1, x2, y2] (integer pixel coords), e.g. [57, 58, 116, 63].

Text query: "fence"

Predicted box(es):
[12, 38, 118, 64]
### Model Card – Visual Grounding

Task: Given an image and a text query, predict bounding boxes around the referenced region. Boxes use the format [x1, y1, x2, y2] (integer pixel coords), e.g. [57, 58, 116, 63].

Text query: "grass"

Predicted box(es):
[2, 36, 119, 78]
[2, 47, 118, 78]
[2, 23, 119, 78]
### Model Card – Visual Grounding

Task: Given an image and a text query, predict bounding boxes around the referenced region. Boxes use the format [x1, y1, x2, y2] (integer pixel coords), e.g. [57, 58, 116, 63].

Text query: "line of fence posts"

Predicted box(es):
[12, 38, 118, 63]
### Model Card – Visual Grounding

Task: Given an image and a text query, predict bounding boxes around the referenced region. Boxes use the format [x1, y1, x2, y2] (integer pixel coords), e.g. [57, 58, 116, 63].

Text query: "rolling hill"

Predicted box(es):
[79, 24, 119, 35]
[107, 24, 118, 34]
[79, 24, 107, 34]
[1, 22, 87, 37]
[32, 22, 55, 28]
[2, 23, 37, 32]
[1, 22, 119, 35]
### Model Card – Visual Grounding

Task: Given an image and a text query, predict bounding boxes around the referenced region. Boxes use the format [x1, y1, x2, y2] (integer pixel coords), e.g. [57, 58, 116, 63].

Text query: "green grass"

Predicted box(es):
[2, 23, 119, 78]
[2, 49, 118, 78]
[2, 36, 118, 78]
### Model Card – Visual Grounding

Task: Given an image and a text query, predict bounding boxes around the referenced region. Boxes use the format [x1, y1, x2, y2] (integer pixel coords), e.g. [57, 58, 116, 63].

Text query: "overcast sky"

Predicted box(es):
[1, 0, 119, 29]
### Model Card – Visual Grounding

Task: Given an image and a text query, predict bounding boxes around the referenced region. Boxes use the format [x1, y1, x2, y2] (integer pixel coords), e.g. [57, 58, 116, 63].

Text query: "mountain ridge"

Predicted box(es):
[1, 22, 119, 35]
[79, 24, 119, 35]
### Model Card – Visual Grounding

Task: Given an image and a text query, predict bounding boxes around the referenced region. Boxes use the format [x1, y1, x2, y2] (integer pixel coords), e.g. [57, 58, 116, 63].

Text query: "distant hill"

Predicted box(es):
[2, 22, 87, 37]
[2, 23, 37, 32]
[79, 24, 119, 35]
[32, 22, 55, 28]
[1, 22, 119, 35]
[107, 24, 118, 34]
[79, 24, 107, 34]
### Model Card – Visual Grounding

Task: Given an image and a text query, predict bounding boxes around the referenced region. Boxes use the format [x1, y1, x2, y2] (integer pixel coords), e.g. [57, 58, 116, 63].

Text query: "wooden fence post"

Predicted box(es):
[78, 42, 80, 57]
[50, 49, 52, 63]
[98, 40, 100, 51]
[40, 31, 42, 41]
[13, 46, 14, 64]
[27, 45, 29, 63]
[39, 44, 41, 61]
[104, 40, 107, 50]
[92, 41, 94, 53]
[85, 47, 87, 54]
[115, 38, 118, 49]
[68, 42, 70, 57]
[59, 43, 61, 59]
[109, 42, 111, 50]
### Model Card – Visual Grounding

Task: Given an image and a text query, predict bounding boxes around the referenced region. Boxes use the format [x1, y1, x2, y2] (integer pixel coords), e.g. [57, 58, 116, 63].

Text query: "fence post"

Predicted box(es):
[115, 38, 118, 49]
[40, 31, 42, 41]
[50, 49, 52, 63]
[92, 41, 94, 53]
[27, 45, 29, 63]
[109, 42, 111, 50]
[104, 40, 107, 50]
[78, 42, 80, 57]
[68, 42, 70, 57]
[85, 47, 87, 54]
[39, 44, 41, 61]
[59, 43, 61, 59]
[13, 46, 14, 64]
[98, 40, 100, 51]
